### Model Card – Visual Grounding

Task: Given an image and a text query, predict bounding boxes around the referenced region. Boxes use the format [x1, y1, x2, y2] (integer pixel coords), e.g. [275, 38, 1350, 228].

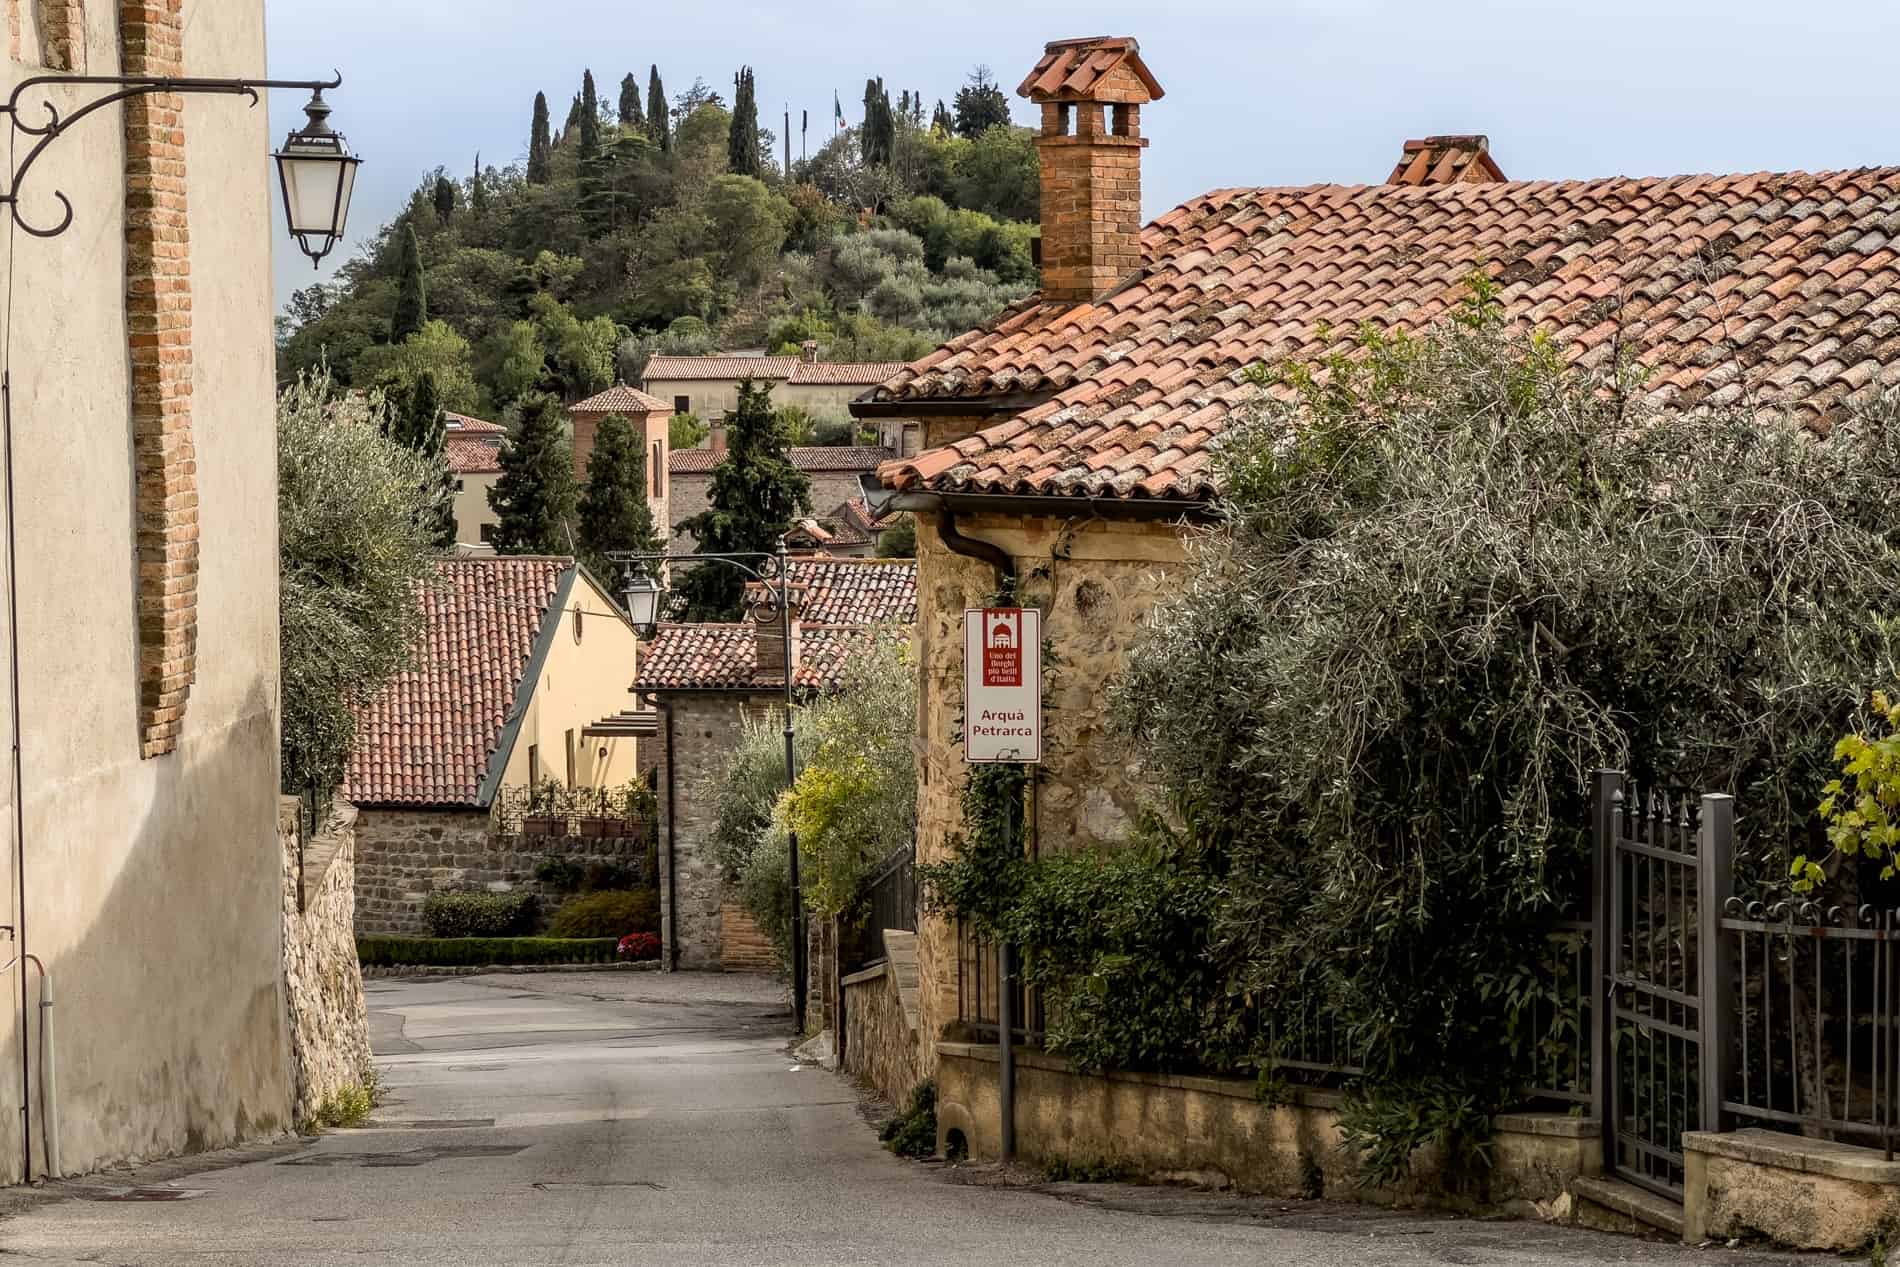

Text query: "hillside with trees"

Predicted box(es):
[277, 64, 1040, 425]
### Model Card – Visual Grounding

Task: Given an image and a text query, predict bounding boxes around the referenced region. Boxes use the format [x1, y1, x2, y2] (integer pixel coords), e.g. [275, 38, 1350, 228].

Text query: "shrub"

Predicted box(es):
[547, 888, 660, 938]
[422, 890, 537, 938]
[357, 936, 618, 967]
[879, 1081, 937, 1158]
[534, 858, 585, 891]
[616, 932, 661, 961]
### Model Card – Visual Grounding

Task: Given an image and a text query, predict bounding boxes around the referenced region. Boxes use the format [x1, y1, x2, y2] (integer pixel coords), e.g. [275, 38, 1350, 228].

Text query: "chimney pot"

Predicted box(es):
[750, 579, 808, 679]
[800, 339, 819, 364]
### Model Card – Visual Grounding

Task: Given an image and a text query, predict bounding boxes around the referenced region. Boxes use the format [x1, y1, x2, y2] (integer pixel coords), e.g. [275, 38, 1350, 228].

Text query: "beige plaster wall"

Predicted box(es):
[0, 0, 292, 1180]
[909, 510, 1190, 1066]
[452, 470, 498, 551]
[646, 377, 750, 422]
[495, 571, 641, 794]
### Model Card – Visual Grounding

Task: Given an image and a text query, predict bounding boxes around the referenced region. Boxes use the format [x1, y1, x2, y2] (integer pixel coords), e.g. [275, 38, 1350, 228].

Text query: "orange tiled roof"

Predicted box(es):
[444, 411, 506, 434]
[792, 557, 915, 622]
[871, 167, 1900, 502]
[570, 384, 671, 415]
[343, 557, 571, 807]
[670, 444, 894, 475]
[834, 496, 893, 534]
[633, 624, 867, 692]
[446, 436, 501, 475]
[643, 355, 801, 382]
[1017, 36, 1163, 103]
[786, 361, 911, 386]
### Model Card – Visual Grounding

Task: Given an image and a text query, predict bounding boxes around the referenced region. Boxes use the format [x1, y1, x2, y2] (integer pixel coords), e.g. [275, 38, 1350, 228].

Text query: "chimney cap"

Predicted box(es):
[1388, 135, 1506, 185]
[1018, 35, 1164, 104]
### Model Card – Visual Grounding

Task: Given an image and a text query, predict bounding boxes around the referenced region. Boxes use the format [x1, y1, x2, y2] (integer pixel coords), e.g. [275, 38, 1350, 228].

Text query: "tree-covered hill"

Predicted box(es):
[277, 65, 1040, 425]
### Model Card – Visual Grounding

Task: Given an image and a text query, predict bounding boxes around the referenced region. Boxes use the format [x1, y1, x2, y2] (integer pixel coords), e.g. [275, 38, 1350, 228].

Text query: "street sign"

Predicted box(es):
[963, 607, 1041, 763]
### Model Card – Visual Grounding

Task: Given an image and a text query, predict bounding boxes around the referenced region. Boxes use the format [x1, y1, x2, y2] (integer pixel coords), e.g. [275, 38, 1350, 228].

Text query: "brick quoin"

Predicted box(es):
[120, 0, 196, 759]
[37, 0, 85, 69]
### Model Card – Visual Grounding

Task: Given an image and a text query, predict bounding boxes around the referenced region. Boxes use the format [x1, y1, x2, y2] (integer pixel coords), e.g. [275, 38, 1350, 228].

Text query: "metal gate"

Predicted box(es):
[1595, 772, 1733, 1200]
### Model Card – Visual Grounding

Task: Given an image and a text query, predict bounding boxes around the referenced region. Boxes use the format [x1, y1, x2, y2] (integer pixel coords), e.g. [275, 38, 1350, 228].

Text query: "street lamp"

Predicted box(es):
[618, 540, 810, 1032]
[273, 88, 361, 268]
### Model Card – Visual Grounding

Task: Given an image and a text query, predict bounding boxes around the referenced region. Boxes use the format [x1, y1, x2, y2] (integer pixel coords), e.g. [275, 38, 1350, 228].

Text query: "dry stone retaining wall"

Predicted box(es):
[353, 807, 656, 936]
[280, 798, 372, 1124]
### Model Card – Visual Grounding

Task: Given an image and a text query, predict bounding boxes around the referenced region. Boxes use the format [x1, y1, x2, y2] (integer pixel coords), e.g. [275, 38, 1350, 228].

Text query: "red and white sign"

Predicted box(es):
[963, 607, 1041, 763]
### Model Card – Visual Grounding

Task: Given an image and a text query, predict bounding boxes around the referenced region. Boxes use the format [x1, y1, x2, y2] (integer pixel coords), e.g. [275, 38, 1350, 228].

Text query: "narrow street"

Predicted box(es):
[0, 974, 1825, 1266]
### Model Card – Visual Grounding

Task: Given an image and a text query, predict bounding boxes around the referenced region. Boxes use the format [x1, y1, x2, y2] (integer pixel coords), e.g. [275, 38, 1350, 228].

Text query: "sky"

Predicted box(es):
[263, 0, 1900, 311]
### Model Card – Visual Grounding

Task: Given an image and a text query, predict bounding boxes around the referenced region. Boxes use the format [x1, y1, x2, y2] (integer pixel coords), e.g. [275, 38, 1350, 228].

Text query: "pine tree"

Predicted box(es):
[728, 66, 761, 178]
[396, 371, 457, 548]
[677, 379, 811, 619]
[470, 152, 487, 215]
[618, 73, 644, 128]
[953, 65, 1011, 139]
[579, 70, 601, 163]
[932, 99, 953, 136]
[488, 393, 577, 556]
[389, 224, 427, 343]
[647, 66, 670, 153]
[577, 413, 662, 581]
[564, 92, 583, 140]
[431, 173, 455, 224]
[527, 92, 552, 184]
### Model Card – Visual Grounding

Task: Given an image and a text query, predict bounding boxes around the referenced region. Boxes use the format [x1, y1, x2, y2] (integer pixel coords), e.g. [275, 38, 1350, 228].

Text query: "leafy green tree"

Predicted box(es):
[952, 125, 1039, 222]
[668, 411, 709, 450]
[487, 392, 577, 555]
[676, 379, 811, 618]
[703, 175, 791, 292]
[953, 65, 1011, 138]
[647, 65, 670, 152]
[564, 92, 584, 139]
[479, 319, 547, 409]
[576, 413, 663, 580]
[527, 92, 553, 184]
[392, 371, 457, 548]
[432, 174, 455, 224]
[355, 320, 484, 414]
[618, 72, 644, 127]
[278, 370, 440, 799]
[579, 70, 602, 163]
[874, 513, 915, 558]
[728, 66, 762, 177]
[389, 224, 427, 343]
[932, 100, 953, 136]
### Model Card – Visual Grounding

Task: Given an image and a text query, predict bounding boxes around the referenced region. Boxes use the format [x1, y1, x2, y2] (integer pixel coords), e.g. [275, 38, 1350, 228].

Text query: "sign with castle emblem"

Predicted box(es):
[963, 607, 1041, 763]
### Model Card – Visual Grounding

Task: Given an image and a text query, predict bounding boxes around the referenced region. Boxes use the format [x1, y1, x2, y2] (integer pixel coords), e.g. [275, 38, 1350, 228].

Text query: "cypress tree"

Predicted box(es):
[647, 66, 670, 153]
[470, 152, 487, 215]
[527, 92, 553, 184]
[431, 173, 455, 224]
[389, 224, 427, 343]
[932, 99, 952, 136]
[728, 66, 761, 178]
[488, 392, 577, 556]
[577, 413, 662, 581]
[676, 379, 811, 618]
[398, 371, 457, 548]
[618, 73, 644, 128]
[860, 77, 893, 166]
[564, 92, 583, 140]
[579, 70, 601, 163]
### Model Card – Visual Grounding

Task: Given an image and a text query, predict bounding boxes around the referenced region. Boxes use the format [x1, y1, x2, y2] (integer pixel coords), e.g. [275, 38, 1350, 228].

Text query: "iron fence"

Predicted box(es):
[490, 782, 658, 838]
[848, 843, 917, 972]
[956, 920, 1047, 1045]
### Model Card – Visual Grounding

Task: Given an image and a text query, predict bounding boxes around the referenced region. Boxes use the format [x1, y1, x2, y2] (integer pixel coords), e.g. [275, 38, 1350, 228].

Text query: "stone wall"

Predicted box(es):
[843, 931, 921, 1105]
[353, 807, 657, 936]
[720, 901, 775, 970]
[1685, 1129, 1900, 1251]
[658, 694, 750, 969]
[910, 512, 1190, 1070]
[280, 799, 371, 1124]
[935, 1042, 1599, 1209]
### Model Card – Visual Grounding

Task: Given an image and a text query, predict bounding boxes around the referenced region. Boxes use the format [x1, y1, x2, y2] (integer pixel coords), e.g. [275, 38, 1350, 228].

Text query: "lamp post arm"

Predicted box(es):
[0, 72, 344, 239]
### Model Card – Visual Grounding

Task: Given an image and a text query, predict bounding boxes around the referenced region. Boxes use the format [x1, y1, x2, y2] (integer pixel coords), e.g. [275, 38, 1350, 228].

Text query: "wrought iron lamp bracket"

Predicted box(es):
[0, 71, 341, 239]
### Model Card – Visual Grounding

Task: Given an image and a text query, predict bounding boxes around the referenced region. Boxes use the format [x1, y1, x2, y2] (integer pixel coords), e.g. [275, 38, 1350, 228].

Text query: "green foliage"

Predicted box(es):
[675, 380, 811, 617]
[578, 70, 602, 163]
[619, 73, 644, 128]
[1338, 1081, 1492, 1189]
[305, 1083, 374, 1131]
[647, 65, 669, 151]
[669, 411, 709, 451]
[577, 412, 663, 579]
[729, 66, 762, 178]
[354, 320, 485, 415]
[879, 1081, 937, 1158]
[706, 709, 814, 973]
[390, 225, 427, 342]
[422, 890, 539, 938]
[1042, 1156, 1136, 1184]
[278, 371, 441, 799]
[432, 174, 456, 224]
[546, 888, 661, 938]
[356, 936, 619, 967]
[951, 126, 1039, 223]
[952, 66, 1010, 139]
[487, 392, 577, 554]
[780, 633, 916, 917]
[1808, 692, 1900, 890]
[874, 513, 915, 558]
[533, 857, 586, 891]
[391, 371, 457, 549]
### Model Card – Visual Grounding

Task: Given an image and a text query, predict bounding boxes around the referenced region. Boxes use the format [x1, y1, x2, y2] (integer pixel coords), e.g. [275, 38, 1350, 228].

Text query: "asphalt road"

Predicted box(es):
[0, 972, 1834, 1266]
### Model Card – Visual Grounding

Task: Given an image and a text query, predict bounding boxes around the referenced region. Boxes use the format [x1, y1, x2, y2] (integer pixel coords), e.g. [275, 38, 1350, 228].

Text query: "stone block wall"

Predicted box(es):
[659, 694, 750, 968]
[843, 931, 921, 1105]
[353, 806, 657, 936]
[720, 900, 775, 970]
[280, 799, 371, 1124]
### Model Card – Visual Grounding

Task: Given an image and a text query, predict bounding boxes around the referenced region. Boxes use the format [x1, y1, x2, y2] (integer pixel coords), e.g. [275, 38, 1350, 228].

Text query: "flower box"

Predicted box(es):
[522, 815, 565, 837]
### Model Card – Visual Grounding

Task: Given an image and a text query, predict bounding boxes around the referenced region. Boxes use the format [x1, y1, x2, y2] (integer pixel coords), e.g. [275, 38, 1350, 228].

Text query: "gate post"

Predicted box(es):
[1591, 769, 1622, 1153]
[1697, 794, 1735, 1136]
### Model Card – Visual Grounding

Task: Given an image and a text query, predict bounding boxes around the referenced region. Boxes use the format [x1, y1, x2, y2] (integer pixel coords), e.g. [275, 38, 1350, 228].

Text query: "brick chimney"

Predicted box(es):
[1387, 136, 1506, 185]
[750, 579, 808, 680]
[1019, 36, 1164, 303]
[799, 339, 820, 364]
[708, 420, 728, 454]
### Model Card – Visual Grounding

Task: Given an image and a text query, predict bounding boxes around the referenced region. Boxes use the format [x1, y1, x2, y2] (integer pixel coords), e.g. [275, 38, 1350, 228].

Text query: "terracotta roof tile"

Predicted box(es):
[870, 167, 1900, 502]
[344, 557, 571, 808]
[446, 436, 501, 475]
[570, 384, 671, 415]
[444, 411, 505, 435]
[642, 355, 800, 382]
[785, 361, 911, 386]
[669, 445, 894, 474]
[1017, 36, 1163, 103]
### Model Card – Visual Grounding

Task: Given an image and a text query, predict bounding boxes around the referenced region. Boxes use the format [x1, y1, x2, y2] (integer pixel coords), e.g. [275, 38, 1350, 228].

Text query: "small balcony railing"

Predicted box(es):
[490, 782, 658, 839]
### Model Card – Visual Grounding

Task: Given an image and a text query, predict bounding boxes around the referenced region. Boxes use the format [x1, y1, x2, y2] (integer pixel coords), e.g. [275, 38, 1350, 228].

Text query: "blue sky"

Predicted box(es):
[264, 0, 1900, 311]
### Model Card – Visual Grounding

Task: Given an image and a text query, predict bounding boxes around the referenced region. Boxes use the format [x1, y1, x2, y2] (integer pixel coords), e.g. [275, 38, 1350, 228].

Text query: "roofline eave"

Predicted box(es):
[886, 487, 1219, 523]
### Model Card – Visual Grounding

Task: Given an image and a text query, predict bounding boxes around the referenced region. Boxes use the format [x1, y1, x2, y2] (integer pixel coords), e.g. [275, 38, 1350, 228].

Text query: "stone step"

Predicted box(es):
[1571, 1175, 1684, 1239]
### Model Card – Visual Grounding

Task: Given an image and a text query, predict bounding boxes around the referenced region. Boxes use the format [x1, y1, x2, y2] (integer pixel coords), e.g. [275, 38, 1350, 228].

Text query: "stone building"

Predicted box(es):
[345, 557, 652, 934]
[642, 347, 907, 423]
[566, 384, 674, 520]
[633, 558, 917, 971]
[0, 0, 300, 1181]
[445, 411, 504, 552]
[667, 444, 892, 553]
[855, 32, 1900, 1082]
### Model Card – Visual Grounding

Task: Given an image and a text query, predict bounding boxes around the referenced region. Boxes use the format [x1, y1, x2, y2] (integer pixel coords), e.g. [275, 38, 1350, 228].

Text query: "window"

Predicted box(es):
[454, 478, 465, 493]
[653, 441, 665, 497]
[673, 395, 691, 416]
[528, 744, 541, 786]
[478, 523, 495, 544]
[565, 729, 577, 787]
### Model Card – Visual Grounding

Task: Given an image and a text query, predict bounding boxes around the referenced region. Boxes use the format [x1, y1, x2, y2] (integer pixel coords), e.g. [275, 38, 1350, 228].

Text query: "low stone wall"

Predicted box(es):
[354, 806, 656, 935]
[1685, 1128, 1900, 1251]
[935, 1042, 1599, 1209]
[843, 931, 922, 1106]
[280, 799, 373, 1124]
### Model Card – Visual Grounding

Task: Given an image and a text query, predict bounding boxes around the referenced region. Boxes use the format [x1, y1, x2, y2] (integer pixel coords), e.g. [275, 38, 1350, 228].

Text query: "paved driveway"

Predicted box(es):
[0, 972, 1833, 1266]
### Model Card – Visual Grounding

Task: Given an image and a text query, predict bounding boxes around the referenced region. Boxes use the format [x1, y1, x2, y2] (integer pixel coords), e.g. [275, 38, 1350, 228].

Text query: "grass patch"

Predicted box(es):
[302, 1083, 373, 1132]
[357, 936, 620, 968]
[1043, 1155, 1136, 1184]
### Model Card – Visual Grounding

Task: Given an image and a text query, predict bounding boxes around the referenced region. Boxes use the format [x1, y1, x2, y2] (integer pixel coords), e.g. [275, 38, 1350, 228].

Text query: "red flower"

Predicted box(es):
[616, 932, 660, 961]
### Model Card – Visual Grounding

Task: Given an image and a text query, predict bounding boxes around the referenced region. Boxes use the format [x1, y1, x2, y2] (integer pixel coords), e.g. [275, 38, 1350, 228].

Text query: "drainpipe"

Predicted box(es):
[914, 497, 1018, 1161]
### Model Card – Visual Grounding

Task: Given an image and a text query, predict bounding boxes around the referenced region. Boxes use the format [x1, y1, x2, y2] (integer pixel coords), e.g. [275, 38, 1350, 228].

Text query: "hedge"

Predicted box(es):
[357, 936, 620, 968]
[421, 890, 538, 937]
